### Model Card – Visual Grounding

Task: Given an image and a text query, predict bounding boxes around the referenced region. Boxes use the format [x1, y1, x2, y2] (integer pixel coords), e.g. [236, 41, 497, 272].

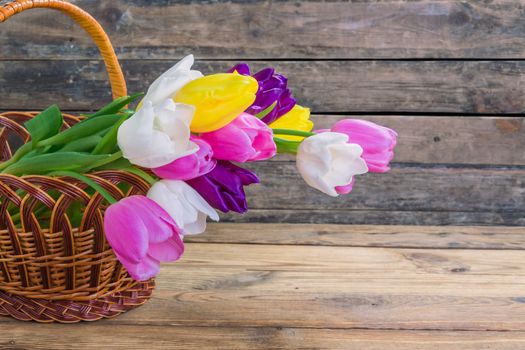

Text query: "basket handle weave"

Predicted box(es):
[0, 0, 127, 99]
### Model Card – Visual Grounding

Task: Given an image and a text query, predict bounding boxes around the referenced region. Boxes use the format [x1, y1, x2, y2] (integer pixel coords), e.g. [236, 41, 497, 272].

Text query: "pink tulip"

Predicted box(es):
[152, 136, 216, 180]
[335, 177, 356, 195]
[199, 112, 276, 162]
[104, 195, 184, 281]
[328, 119, 397, 173]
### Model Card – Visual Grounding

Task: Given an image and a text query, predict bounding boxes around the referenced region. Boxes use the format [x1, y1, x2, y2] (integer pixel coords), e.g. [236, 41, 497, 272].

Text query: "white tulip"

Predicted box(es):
[142, 54, 203, 106]
[118, 99, 198, 168]
[147, 180, 219, 235]
[296, 132, 368, 197]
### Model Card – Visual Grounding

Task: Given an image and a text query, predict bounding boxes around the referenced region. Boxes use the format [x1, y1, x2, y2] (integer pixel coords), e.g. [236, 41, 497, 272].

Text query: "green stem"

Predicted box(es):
[124, 167, 157, 185]
[271, 129, 315, 138]
[273, 137, 301, 154]
[0, 143, 32, 171]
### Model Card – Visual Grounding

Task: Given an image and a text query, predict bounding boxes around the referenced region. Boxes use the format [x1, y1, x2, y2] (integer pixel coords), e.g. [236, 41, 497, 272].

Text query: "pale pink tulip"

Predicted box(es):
[199, 113, 276, 162]
[104, 195, 184, 281]
[328, 119, 397, 173]
[152, 136, 216, 180]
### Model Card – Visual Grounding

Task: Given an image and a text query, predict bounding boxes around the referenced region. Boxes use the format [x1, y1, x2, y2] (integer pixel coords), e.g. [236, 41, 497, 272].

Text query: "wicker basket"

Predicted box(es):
[0, 0, 155, 323]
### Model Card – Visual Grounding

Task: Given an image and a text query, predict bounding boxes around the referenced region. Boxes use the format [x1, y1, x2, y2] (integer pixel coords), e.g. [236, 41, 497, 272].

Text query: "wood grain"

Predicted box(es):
[3, 243, 525, 331]
[2, 60, 525, 113]
[308, 115, 525, 166]
[188, 224, 525, 249]
[2, 0, 525, 59]
[242, 163, 525, 212]
[1, 0, 524, 348]
[2, 325, 525, 350]
[220, 209, 525, 226]
[4, 113, 524, 166]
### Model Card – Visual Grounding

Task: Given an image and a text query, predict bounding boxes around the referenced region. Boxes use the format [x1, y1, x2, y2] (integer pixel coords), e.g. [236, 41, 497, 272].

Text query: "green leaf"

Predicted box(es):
[24, 104, 63, 146]
[22, 145, 53, 158]
[37, 114, 123, 147]
[49, 170, 117, 204]
[255, 101, 277, 119]
[3, 152, 110, 176]
[84, 93, 144, 118]
[91, 114, 130, 155]
[92, 157, 132, 171]
[58, 135, 103, 152]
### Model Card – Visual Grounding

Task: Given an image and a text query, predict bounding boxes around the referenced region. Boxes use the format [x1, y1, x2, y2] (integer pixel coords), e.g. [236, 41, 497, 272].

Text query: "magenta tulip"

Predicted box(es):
[104, 195, 184, 281]
[199, 112, 276, 162]
[152, 136, 216, 180]
[335, 177, 356, 195]
[328, 119, 397, 173]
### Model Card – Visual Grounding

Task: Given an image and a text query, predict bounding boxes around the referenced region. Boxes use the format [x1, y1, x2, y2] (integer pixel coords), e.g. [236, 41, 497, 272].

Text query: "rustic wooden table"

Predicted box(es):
[1, 0, 525, 349]
[2, 223, 525, 349]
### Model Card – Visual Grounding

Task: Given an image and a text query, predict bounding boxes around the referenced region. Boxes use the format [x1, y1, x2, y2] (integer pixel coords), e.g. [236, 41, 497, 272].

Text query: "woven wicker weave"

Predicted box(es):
[0, 1, 154, 322]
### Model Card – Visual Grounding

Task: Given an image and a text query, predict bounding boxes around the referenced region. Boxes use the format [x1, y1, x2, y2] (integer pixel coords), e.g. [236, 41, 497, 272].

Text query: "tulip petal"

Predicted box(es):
[174, 73, 259, 133]
[330, 119, 397, 173]
[148, 180, 219, 235]
[118, 100, 198, 168]
[104, 197, 150, 264]
[152, 136, 216, 181]
[270, 105, 313, 141]
[296, 133, 368, 197]
[148, 236, 184, 262]
[200, 113, 275, 163]
[143, 54, 203, 106]
[336, 177, 356, 195]
[117, 251, 160, 281]
[184, 185, 220, 223]
[136, 198, 180, 243]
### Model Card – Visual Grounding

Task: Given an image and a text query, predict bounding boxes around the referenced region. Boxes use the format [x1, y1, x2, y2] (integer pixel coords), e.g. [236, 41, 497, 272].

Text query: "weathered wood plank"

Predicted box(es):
[2, 60, 525, 113]
[220, 209, 525, 226]
[2, 0, 525, 59]
[241, 163, 525, 213]
[4, 113, 524, 166]
[187, 224, 525, 249]
[2, 243, 524, 331]
[2, 325, 525, 350]
[308, 115, 525, 166]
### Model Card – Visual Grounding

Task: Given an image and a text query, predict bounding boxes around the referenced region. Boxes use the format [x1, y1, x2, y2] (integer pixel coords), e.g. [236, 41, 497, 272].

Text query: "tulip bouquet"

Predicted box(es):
[0, 55, 397, 281]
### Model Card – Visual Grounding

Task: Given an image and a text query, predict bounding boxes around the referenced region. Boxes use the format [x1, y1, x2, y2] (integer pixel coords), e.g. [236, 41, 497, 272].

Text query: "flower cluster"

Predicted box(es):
[1, 54, 397, 281]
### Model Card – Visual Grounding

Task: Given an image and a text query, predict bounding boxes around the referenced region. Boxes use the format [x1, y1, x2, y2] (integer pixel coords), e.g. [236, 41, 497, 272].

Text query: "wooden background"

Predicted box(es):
[2, 1, 525, 349]
[1, 0, 524, 227]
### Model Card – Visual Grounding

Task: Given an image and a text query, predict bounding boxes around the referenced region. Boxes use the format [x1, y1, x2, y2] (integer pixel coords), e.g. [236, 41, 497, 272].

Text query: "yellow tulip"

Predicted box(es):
[174, 73, 258, 133]
[270, 105, 314, 141]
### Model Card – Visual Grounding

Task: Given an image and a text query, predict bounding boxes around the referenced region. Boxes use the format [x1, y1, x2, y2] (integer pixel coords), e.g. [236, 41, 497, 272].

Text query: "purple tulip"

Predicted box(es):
[152, 136, 217, 180]
[328, 119, 398, 173]
[186, 161, 259, 213]
[228, 63, 296, 125]
[104, 195, 184, 281]
[199, 113, 276, 163]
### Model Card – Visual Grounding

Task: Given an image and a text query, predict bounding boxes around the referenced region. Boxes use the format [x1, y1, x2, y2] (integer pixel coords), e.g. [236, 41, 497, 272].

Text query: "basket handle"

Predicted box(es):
[0, 0, 127, 99]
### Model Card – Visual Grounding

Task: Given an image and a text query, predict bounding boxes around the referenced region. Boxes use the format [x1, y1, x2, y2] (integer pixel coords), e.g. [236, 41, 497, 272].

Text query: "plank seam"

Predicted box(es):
[182, 241, 525, 251]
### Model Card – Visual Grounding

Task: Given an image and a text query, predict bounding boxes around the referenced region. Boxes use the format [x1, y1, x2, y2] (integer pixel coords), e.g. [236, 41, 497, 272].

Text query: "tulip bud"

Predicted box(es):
[147, 180, 219, 235]
[117, 99, 198, 168]
[104, 196, 184, 281]
[199, 113, 276, 163]
[296, 132, 368, 196]
[174, 73, 259, 133]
